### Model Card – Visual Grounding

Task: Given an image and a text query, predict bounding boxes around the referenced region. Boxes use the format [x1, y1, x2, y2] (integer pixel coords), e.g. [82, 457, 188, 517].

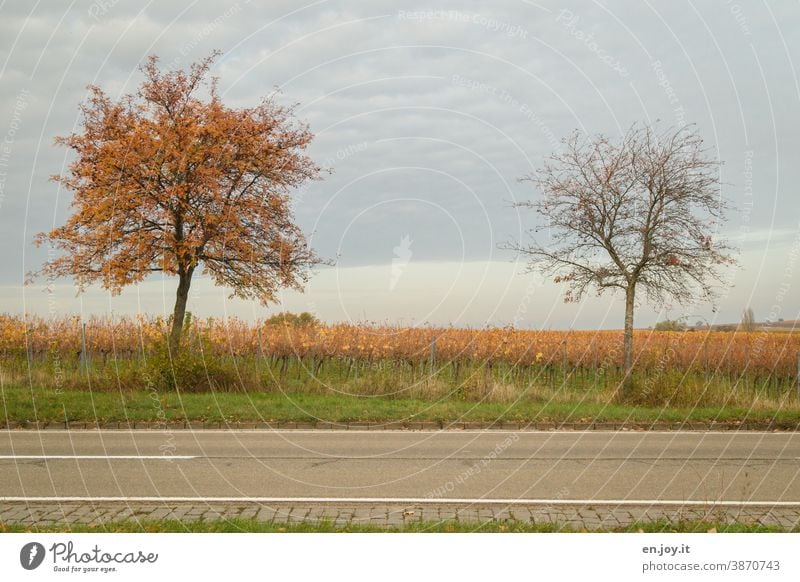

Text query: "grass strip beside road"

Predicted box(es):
[0, 518, 793, 533]
[2, 387, 799, 427]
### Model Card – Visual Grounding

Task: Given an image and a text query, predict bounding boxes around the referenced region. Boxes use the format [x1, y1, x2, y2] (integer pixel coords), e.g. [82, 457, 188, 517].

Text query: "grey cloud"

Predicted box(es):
[1, 0, 798, 324]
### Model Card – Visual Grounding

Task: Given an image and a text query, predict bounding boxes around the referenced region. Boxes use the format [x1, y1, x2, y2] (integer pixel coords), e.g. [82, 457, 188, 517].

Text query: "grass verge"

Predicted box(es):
[2, 386, 799, 426]
[0, 518, 793, 533]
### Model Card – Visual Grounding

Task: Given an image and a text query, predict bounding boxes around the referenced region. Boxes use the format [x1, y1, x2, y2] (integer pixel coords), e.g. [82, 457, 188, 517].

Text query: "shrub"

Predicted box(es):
[624, 370, 728, 408]
[265, 311, 320, 327]
[147, 340, 241, 393]
[654, 319, 686, 332]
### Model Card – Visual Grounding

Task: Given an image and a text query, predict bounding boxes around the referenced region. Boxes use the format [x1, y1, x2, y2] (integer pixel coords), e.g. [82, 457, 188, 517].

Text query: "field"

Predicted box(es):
[1, 314, 799, 416]
[4, 314, 800, 375]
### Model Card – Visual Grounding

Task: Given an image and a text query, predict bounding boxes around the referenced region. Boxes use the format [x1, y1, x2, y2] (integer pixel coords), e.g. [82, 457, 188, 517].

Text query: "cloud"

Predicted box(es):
[1, 0, 799, 325]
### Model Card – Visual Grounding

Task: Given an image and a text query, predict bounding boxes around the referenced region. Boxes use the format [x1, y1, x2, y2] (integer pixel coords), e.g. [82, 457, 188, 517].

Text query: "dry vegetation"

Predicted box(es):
[2, 314, 799, 410]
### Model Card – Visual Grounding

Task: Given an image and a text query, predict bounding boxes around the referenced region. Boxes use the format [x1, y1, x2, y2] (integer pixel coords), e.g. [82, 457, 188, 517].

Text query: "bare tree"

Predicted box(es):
[506, 125, 736, 398]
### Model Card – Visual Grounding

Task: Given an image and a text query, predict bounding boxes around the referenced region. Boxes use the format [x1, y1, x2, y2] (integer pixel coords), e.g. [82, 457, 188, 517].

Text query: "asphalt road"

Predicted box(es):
[1, 430, 798, 504]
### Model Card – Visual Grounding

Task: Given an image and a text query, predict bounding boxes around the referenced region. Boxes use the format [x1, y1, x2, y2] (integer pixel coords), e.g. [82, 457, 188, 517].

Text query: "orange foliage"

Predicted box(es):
[3, 314, 799, 378]
[31, 53, 321, 351]
[34, 52, 320, 301]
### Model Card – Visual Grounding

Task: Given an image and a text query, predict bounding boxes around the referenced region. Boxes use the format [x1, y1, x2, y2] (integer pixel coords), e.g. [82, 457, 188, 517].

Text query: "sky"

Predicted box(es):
[0, 0, 799, 330]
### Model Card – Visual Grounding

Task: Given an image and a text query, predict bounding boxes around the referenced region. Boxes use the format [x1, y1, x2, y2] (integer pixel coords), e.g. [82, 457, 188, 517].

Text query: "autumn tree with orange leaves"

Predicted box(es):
[35, 53, 321, 353]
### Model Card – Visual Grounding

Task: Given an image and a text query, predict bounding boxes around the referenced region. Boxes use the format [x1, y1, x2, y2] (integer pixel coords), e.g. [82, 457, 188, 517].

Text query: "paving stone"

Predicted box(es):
[272, 508, 292, 521]
[2, 502, 799, 531]
[239, 507, 258, 519]
[287, 507, 309, 522]
[43, 511, 68, 522]
[510, 508, 532, 521]
[421, 509, 440, 522]
[146, 508, 173, 520]
[777, 516, 799, 529]
[581, 518, 606, 530]
[256, 508, 277, 522]
[452, 509, 473, 520]
[531, 512, 557, 524]
[758, 515, 780, 527]
[3, 509, 29, 521]
[74, 514, 96, 524]
[318, 508, 340, 519]
[164, 507, 191, 520]
[352, 508, 372, 521]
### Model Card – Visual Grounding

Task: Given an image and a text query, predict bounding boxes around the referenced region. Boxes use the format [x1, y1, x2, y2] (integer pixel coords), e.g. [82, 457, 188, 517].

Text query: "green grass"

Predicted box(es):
[2, 351, 798, 426]
[0, 518, 793, 533]
[1, 385, 798, 427]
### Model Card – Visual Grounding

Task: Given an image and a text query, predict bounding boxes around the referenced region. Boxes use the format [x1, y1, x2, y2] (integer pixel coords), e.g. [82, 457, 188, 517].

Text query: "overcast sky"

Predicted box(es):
[1, 0, 799, 329]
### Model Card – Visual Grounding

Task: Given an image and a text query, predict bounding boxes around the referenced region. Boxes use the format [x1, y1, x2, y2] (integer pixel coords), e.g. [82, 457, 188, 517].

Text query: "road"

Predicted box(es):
[1, 430, 798, 505]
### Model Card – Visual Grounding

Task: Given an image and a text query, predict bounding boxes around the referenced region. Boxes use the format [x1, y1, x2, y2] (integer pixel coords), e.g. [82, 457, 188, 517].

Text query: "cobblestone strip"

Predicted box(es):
[2, 503, 798, 530]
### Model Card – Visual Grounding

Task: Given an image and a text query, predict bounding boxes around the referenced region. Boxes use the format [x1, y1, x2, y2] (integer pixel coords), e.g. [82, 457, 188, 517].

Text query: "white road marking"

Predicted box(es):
[1, 496, 798, 507]
[0, 455, 196, 460]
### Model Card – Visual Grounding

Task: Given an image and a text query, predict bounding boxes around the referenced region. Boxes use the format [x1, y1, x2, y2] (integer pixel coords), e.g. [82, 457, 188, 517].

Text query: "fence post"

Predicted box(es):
[430, 337, 437, 376]
[80, 322, 88, 373]
[26, 327, 33, 364]
[796, 351, 800, 400]
[257, 327, 265, 360]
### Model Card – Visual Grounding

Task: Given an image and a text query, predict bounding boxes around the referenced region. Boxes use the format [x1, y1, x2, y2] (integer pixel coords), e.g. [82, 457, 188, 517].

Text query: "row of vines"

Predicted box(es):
[1, 315, 799, 381]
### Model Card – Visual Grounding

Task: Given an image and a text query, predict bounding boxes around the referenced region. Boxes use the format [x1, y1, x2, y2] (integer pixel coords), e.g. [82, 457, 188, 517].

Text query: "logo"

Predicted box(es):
[390, 234, 413, 290]
[20, 542, 46, 570]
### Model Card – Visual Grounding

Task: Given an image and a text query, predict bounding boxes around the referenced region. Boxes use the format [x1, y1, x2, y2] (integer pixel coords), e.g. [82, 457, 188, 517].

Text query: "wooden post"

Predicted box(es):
[796, 351, 800, 400]
[26, 327, 33, 364]
[80, 322, 88, 373]
[257, 327, 265, 360]
[430, 337, 437, 376]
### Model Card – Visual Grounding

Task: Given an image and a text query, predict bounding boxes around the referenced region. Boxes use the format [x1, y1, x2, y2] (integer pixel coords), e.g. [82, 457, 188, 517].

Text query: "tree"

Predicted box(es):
[507, 125, 735, 398]
[265, 311, 320, 327]
[34, 53, 322, 353]
[741, 307, 756, 332]
[654, 319, 686, 332]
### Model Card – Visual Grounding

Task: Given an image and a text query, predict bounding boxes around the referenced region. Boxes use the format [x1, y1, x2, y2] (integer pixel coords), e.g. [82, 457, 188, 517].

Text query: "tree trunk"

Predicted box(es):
[622, 284, 636, 399]
[169, 268, 193, 354]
